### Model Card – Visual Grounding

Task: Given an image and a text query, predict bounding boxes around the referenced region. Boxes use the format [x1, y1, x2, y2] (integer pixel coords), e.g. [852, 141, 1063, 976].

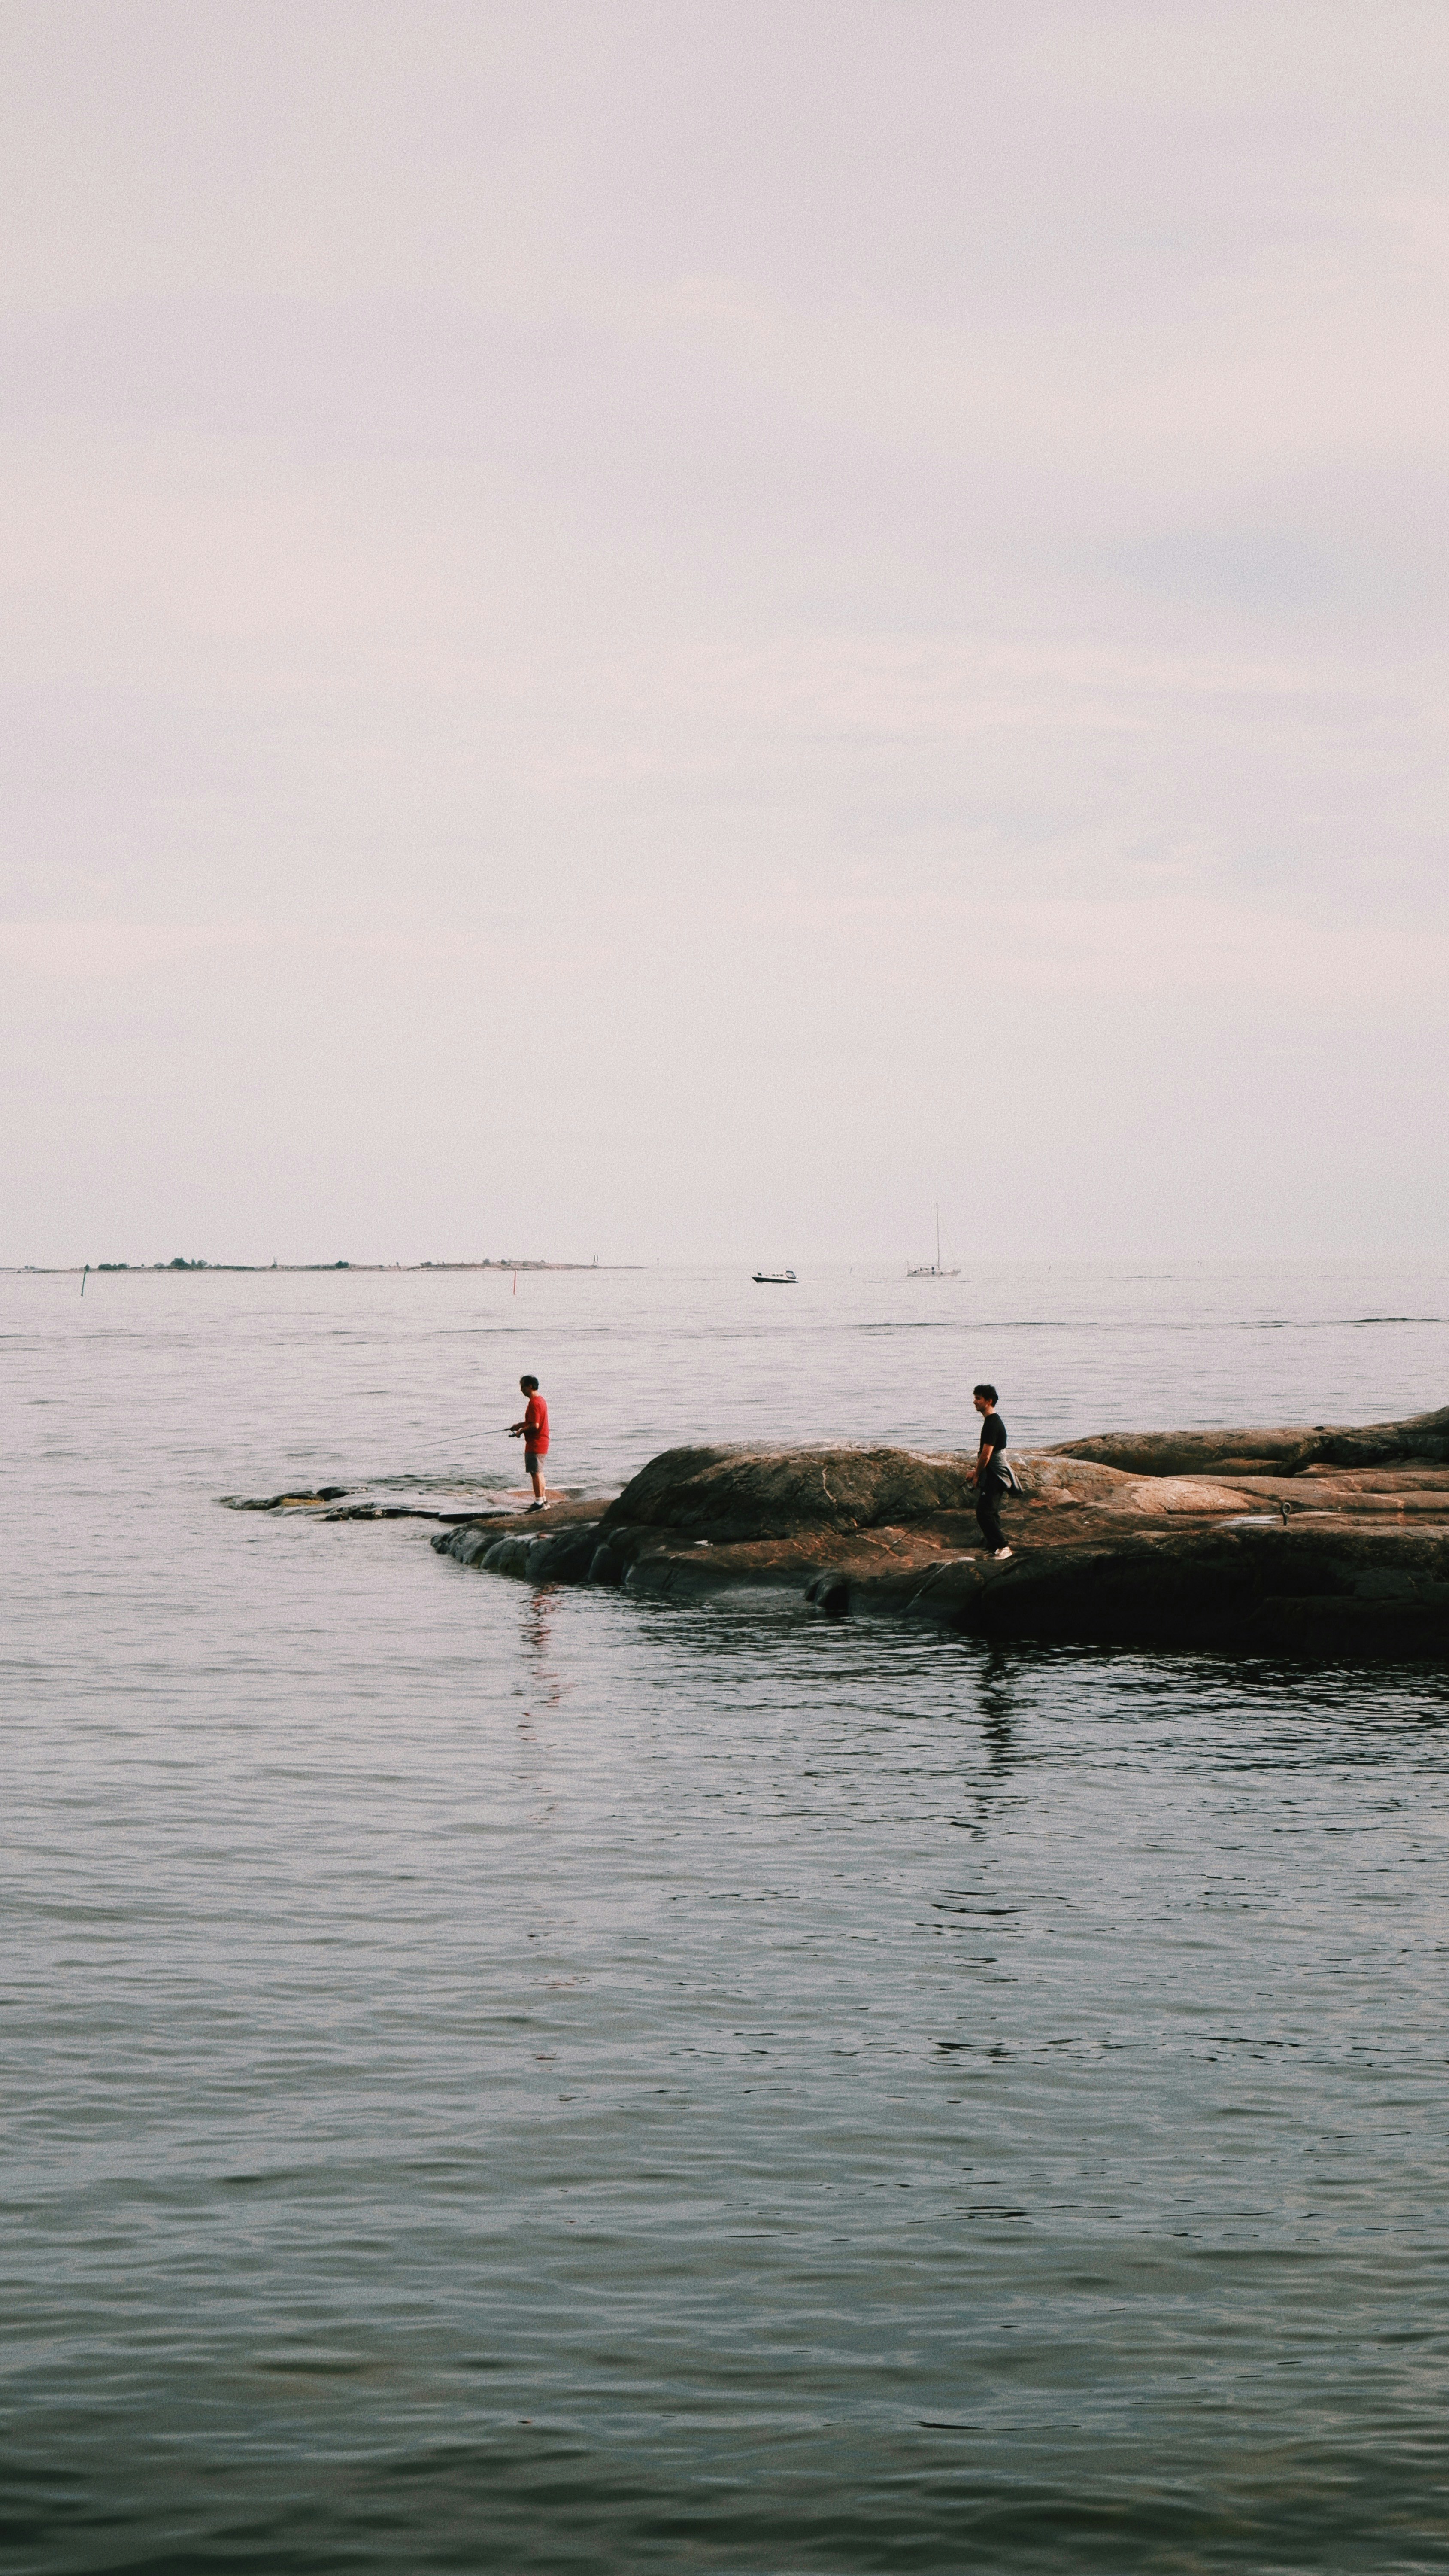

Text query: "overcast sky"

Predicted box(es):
[3, 1, 1445, 1265]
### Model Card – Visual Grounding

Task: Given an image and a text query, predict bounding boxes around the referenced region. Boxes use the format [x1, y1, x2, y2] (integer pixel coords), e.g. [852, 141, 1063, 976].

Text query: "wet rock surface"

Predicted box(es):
[409, 1422, 1449, 1659]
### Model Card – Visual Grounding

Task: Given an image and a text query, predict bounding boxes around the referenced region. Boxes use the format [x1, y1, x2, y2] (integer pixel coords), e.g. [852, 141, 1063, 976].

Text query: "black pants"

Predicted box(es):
[976, 1475, 1008, 1552]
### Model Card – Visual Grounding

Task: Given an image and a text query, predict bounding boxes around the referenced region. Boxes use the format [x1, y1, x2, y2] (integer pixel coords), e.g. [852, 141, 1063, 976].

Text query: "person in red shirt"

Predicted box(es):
[509, 1375, 550, 1508]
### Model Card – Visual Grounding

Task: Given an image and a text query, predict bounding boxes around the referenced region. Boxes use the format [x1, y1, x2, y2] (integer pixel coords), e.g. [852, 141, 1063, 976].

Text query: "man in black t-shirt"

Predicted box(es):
[970, 1382, 1011, 1559]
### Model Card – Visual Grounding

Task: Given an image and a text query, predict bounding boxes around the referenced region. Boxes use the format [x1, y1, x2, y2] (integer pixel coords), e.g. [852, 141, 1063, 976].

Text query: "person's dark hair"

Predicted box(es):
[973, 1382, 997, 1404]
[520, 1374, 539, 1392]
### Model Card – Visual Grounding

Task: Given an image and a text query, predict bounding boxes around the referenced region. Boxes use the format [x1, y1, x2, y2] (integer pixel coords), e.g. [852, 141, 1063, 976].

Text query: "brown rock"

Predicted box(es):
[598, 1444, 981, 1543]
[1050, 1403, 1449, 1479]
[419, 1417, 1449, 1660]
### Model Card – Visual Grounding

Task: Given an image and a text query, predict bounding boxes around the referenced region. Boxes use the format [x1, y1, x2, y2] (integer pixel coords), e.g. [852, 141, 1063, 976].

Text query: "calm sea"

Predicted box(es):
[6, 1260, 1449, 2574]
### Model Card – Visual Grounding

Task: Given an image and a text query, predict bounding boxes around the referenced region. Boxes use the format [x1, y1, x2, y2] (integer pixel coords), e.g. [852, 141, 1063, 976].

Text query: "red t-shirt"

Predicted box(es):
[523, 1394, 549, 1454]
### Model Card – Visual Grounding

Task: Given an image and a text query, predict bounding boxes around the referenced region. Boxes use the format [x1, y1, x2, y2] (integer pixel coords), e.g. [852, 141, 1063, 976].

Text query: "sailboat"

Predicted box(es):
[907, 1205, 960, 1279]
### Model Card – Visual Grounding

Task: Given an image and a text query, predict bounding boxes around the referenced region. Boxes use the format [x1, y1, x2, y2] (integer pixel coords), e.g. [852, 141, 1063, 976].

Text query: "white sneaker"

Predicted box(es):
[990, 1546, 1012, 1561]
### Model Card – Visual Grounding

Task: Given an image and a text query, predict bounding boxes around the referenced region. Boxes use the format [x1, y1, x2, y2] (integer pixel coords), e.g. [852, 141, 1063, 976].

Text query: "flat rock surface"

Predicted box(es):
[1050, 1402, 1449, 1479]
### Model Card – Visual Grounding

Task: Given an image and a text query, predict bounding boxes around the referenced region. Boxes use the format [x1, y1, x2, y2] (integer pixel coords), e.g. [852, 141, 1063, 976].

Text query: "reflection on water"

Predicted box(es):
[522, 1587, 565, 1709]
[961, 1646, 1019, 1838]
[5, 1265, 1449, 2572]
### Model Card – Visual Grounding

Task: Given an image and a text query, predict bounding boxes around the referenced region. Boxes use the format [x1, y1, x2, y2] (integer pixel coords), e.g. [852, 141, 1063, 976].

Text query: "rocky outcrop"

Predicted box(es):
[596, 1444, 982, 1541]
[1050, 1403, 1449, 1480]
[597, 1443, 1282, 1539]
[909, 1524, 1449, 1656]
[1012, 1456, 1261, 1513]
[415, 1416, 1449, 1660]
[444, 1518, 604, 1585]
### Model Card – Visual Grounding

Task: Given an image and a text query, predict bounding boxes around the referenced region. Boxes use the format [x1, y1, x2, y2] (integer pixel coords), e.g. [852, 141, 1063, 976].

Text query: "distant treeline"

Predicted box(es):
[42, 1258, 583, 1274]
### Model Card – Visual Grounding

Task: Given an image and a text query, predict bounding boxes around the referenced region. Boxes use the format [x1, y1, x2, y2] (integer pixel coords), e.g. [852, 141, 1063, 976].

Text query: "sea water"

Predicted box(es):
[5, 1260, 1449, 2573]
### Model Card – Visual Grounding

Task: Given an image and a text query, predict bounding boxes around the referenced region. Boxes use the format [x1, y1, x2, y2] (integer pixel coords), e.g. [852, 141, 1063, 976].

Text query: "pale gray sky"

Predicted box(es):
[3, 1, 1446, 1264]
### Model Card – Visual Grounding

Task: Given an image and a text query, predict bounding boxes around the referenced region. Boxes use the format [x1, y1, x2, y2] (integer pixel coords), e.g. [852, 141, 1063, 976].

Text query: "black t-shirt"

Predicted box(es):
[979, 1412, 1007, 1470]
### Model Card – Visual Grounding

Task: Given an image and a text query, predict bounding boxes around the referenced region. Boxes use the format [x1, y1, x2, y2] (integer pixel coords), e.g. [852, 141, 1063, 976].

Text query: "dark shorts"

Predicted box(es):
[524, 1450, 545, 1472]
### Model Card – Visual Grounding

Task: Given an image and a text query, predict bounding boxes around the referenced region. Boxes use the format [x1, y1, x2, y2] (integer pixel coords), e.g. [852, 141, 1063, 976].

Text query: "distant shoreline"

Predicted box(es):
[4, 1261, 644, 1276]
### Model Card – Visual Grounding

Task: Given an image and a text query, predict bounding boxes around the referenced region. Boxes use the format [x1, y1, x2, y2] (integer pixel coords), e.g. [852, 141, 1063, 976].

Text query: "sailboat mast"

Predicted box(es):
[935, 1203, 941, 1273]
